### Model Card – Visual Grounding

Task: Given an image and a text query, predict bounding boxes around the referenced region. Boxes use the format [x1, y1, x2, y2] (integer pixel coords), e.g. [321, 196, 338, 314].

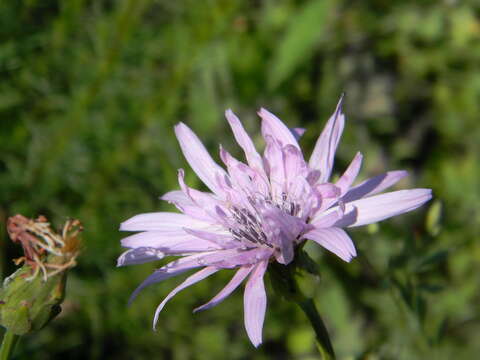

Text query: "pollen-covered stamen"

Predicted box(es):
[229, 206, 272, 248]
[227, 189, 303, 249]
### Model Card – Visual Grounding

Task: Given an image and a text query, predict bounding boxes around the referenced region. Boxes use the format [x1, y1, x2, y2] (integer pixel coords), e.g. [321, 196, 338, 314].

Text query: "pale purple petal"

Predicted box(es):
[128, 253, 213, 303]
[206, 248, 272, 269]
[128, 248, 267, 304]
[262, 206, 306, 264]
[218, 149, 270, 199]
[342, 170, 408, 203]
[219, 146, 255, 193]
[336, 188, 432, 227]
[290, 127, 306, 141]
[314, 153, 363, 213]
[175, 204, 214, 223]
[275, 231, 294, 265]
[117, 247, 165, 266]
[225, 109, 265, 173]
[120, 212, 210, 232]
[310, 203, 345, 228]
[183, 228, 237, 249]
[263, 136, 286, 198]
[283, 144, 308, 188]
[177, 169, 229, 224]
[258, 108, 300, 149]
[335, 152, 363, 195]
[287, 176, 321, 219]
[304, 227, 357, 262]
[309, 95, 345, 182]
[244, 260, 268, 347]
[194, 265, 254, 313]
[316, 183, 341, 199]
[174, 122, 228, 195]
[153, 266, 219, 329]
[120, 231, 222, 252]
[306, 170, 321, 185]
[160, 190, 195, 206]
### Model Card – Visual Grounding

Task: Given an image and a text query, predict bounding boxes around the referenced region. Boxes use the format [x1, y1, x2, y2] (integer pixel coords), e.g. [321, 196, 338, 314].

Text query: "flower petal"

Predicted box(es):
[244, 260, 268, 347]
[225, 109, 265, 173]
[342, 170, 408, 203]
[290, 127, 306, 140]
[194, 265, 254, 313]
[310, 202, 345, 228]
[174, 122, 228, 195]
[117, 247, 165, 266]
[313, 153, 363, 213]
[160, 190, 195, 207]
[316, 183, 341, 199]
[153, 266, 219, 329]
[264, 135, 285, 199]
[258, 108, 300, 149]
[219, 146, 255, 192]
[120, 212, 210, 232]
[335, 152, 363, 195]
[206, 248, 272, 269]
[287, 176, 321, 219]
[128, 253, 213, 304]
[128, 249, 262, 304]
[336, 188, 432, 227]
[309, 95, 345, 182]
[120, 231, 223, 252]
[283, 144, 308, 188]
[263, 206, 306, 264]
[183, 228, 237, 249]
[304, 227, 356, 262]
[177, 169, 229, 224]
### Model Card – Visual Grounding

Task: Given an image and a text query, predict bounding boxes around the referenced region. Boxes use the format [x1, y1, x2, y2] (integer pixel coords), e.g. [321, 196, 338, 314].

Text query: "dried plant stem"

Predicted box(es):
[0, 330, 20, 360]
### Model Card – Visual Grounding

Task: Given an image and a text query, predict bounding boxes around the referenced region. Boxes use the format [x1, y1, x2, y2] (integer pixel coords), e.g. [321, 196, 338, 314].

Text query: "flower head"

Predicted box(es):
[1, 215, 81, 335]
[118, 96, 432, 347]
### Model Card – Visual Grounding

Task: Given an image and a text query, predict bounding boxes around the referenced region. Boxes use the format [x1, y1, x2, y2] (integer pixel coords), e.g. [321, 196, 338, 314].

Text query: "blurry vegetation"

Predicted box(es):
[1, 0, 479, 359]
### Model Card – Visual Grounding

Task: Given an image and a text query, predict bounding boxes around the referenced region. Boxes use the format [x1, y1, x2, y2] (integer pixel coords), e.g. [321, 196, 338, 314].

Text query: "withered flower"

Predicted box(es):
[0, 215, 81, 335]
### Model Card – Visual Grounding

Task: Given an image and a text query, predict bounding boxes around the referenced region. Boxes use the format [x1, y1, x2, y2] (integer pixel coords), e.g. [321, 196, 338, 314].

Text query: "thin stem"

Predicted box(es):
[0, 330, 19, 360]
[297, 297, 336, 360]
[269, 261, 336, 359]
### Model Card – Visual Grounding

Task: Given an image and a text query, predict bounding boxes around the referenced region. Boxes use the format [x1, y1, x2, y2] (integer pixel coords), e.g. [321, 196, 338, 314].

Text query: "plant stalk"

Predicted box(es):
[0, 330, 19, 360]
[297, 296, 335, 360]
[270, 260, 336, 359]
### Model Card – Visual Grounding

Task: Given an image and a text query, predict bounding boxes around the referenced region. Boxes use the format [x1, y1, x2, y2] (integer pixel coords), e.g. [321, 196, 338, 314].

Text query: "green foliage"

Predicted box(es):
[1, 0, 479, 358]
[268, 0, 332, 89]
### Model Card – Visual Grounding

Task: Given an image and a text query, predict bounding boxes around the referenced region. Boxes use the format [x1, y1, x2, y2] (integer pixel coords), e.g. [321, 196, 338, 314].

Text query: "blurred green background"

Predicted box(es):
[1, 0, 479, 359]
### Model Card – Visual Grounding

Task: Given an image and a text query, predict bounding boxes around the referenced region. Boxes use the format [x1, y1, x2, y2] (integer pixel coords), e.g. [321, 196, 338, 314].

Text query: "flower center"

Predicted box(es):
[227, 193, 301, 248]
[229, 205, 273, 248]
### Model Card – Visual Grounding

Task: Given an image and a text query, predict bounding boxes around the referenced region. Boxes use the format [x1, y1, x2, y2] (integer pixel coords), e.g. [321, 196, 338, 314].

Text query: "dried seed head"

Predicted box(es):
[0, 214, 82, 335]
[7, 215, 82, 282]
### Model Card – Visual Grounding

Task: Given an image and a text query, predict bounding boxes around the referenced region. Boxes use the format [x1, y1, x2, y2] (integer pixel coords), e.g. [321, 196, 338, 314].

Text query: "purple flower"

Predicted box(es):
[118, 96, 432, 347]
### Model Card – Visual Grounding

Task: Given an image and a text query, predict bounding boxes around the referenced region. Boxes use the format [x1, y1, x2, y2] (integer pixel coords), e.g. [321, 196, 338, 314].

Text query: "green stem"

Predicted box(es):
[0, 330, 19, 360]
[297, 297, 336, 360]
[269, 261, 336, 359]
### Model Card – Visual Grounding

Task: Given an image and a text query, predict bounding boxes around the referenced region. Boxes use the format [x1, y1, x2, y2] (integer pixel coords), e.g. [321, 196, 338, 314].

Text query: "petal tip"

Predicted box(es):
[174, 122, 186, 131]
[252, 339, 262, 348]
[257, 107, 269, 116]
[119, 221, 130, 231]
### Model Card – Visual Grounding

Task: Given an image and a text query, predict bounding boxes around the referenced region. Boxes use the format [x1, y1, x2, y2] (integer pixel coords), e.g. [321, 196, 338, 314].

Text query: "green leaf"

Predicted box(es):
[426, 200, 442, 236]
[268, 0, 332, 89]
